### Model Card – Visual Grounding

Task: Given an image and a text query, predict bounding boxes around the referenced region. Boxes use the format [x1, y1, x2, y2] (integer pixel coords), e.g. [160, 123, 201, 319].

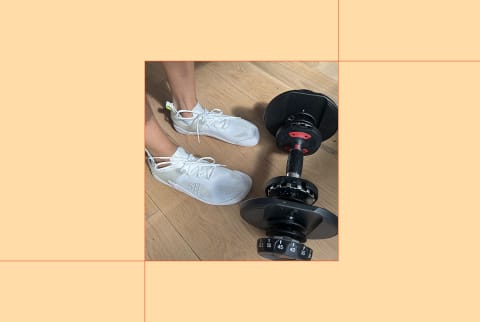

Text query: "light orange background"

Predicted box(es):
[0, 262, 144, 321]
[1, 1, 480, 322]
[340, 1, 480, 60]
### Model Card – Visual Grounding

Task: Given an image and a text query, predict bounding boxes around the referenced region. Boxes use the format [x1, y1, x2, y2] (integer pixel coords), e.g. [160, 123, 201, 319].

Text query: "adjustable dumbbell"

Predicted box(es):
[240, 89, 338, 260]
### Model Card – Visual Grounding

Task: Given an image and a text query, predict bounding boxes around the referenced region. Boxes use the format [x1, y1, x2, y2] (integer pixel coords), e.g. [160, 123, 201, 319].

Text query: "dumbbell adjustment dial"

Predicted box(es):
[257, 237, 313, 260]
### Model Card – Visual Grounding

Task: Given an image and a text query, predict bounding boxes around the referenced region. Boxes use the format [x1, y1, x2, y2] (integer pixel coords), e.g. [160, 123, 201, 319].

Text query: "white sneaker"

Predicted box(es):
[145, 147, 252, 205]
[166, 101, 260, 146]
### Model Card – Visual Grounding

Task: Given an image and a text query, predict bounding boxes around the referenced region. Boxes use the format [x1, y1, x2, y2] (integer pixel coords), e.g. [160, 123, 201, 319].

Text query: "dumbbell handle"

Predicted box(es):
[286, 147, 304, 177]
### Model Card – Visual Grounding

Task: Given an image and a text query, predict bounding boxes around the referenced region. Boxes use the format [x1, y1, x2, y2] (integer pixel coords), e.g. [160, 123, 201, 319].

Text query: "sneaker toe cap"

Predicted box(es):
[209, 170, 252, 204]
[233, 121, 260, 146]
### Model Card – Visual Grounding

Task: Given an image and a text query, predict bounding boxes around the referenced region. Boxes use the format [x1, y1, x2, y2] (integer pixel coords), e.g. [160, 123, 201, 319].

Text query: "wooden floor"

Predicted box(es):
[145, 62, 338, 260]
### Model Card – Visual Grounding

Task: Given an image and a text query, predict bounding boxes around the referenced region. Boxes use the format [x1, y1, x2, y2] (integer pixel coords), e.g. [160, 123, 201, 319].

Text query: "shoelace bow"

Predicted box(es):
[149, 155, 225, 179]
[175, 108, 240, 142]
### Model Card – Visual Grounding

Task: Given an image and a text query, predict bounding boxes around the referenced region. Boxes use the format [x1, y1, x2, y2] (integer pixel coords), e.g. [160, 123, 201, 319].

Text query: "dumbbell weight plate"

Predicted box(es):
[240, 197, 338, 239]
[264, 89, 338, 142]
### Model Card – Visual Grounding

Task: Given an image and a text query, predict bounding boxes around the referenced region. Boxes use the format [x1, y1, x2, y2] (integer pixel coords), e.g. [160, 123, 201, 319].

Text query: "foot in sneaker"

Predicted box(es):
[145, 147, 252, 205]
[165, 101, 260, 146]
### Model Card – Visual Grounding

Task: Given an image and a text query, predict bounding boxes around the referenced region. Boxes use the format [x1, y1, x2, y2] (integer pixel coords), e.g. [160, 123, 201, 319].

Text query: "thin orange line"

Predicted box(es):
[144, 260, 147, 322]
[0, 260, 144, 262]
[340, 60, 480, 62]
[338, 0, 340, 61]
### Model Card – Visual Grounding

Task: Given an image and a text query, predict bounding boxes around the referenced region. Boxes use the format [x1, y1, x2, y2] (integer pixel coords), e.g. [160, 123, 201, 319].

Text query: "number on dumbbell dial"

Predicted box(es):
[266, 239, 272, 249]
[289, 243, 297, 253]
[275, 240, 285, 251]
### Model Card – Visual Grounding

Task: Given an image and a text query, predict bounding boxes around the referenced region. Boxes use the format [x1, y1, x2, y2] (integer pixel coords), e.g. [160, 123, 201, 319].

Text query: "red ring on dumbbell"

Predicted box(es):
[289, 132, 312, 140]
[285, 145, 309, 154]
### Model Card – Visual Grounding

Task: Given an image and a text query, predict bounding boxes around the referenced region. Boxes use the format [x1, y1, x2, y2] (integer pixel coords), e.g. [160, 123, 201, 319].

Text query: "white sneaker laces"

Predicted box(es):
[175, 108, 240, 142]
[148, 155, 225, 179]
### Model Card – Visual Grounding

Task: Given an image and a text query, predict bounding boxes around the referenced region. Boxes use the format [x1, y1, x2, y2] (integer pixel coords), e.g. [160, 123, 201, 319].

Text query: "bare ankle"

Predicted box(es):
[147, 145, 178, 158]
[172, 98, 197, 118]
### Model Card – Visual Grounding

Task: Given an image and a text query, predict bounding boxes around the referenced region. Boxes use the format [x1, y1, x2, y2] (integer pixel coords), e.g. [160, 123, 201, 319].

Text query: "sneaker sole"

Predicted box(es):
[149, 168, 252, 206]
[173, 125, 259, 147]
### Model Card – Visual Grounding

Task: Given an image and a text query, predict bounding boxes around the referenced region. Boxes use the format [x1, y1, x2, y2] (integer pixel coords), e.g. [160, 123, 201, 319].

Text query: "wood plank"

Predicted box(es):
[159, 201, 266, 260]
[252, 62, 338, 101]
[145, 193, 158, 219]
[146, 210, 199, 260]
[302, 62, 339, 81]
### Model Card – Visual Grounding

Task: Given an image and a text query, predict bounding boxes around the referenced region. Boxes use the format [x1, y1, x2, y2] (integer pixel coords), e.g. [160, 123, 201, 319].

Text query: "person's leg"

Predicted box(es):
[145, 98, 177, 157]
[145, 64, 254, 204]
[162, 61, 197, 117]
[161, 61, 260, 147]
[145, 98, 252, 205]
